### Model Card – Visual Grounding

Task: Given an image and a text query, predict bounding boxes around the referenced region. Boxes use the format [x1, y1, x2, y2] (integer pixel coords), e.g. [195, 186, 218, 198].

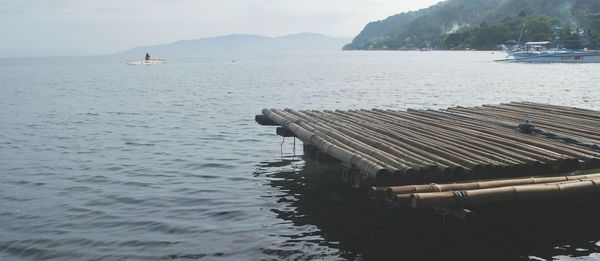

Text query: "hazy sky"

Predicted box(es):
[0, 0, 442, 56]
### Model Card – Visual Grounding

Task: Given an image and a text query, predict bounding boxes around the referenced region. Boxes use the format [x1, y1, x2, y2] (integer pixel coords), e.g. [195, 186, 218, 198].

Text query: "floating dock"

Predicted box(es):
[256, 102, 600, 219]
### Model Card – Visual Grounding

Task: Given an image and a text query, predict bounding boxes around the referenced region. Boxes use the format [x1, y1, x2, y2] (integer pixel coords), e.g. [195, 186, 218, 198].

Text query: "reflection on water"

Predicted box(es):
[257, 151, 600, 260]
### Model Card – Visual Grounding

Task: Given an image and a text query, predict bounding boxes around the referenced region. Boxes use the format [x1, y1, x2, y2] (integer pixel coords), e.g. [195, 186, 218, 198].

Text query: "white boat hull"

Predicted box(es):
[501, 52, 600, 63]
[126, 59, 163, 65]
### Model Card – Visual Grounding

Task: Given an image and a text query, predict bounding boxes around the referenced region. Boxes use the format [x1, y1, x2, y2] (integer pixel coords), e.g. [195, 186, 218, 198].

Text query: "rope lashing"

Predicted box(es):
[518, 119, 600, 150]
[453, 190, 469, 208]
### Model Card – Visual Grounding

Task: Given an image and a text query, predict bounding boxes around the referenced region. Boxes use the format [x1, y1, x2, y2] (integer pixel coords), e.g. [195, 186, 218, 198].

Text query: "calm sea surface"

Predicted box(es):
[1, 51, 600, 260]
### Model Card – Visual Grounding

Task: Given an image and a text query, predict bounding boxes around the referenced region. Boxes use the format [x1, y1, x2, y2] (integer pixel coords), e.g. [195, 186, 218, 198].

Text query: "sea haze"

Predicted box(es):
[1, 51, 600, 260]
[118, 33, 353, 57]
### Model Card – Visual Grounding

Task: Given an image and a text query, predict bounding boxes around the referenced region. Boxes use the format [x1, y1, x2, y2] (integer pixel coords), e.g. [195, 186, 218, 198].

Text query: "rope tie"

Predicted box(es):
[517, 119, 600, 150]
[280, 137, 286, 158]
[429, 183, 443, 192]
[292, 137, 296, 159]
[453, 190, 469, 208]
[518, 119, 536, 134]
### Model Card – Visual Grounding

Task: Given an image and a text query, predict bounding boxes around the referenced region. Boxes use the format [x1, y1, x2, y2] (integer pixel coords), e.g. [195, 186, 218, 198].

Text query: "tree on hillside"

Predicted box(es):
[519, 11, 527, 18]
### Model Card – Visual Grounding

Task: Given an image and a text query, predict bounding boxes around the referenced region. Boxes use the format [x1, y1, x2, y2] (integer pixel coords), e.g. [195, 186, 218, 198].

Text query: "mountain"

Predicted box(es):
[345, 0, 600, 50]
[119, 33, 352, 56]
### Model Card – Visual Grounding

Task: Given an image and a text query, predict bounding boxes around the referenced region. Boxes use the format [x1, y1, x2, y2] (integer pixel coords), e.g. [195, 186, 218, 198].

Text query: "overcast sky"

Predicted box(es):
[0, 0, 442, 56]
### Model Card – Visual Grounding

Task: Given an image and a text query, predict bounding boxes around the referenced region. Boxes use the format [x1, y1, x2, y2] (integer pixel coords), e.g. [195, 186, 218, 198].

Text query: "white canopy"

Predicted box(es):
[525, 41, 550, 45]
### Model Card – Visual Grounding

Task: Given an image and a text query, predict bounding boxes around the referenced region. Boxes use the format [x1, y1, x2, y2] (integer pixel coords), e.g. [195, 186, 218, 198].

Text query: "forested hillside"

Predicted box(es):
[344, 0, 600, 50]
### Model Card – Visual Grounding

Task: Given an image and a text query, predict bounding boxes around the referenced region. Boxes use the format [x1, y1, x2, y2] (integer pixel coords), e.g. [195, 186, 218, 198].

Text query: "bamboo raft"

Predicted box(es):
[256, 102, 600, 218]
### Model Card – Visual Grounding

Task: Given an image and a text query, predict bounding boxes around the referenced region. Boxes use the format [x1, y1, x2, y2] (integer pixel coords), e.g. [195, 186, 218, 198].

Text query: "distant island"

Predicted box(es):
[118, 33, 352, 56]
[344, 0, 600, 51]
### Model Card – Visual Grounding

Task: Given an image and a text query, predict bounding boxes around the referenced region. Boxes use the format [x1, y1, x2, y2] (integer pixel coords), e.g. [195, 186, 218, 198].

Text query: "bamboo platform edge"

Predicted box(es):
[256, 102, 600, 219]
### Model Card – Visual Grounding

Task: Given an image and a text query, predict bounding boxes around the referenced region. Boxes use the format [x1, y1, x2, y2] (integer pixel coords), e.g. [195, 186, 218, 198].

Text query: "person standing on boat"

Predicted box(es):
[145, 52, 151, 61]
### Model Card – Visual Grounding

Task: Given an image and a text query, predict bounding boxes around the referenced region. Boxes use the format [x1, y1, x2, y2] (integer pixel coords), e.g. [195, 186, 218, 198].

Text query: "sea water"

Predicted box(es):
[1, 51, 600, 260]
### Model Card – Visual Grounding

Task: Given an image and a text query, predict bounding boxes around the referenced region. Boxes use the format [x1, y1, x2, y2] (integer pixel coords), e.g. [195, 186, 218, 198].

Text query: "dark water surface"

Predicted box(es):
[1, 51, 600, 260]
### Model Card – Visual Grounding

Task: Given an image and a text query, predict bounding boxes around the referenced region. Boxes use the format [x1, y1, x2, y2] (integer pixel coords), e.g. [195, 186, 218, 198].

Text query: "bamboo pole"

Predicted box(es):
[290, 118, 403, 176]
[348, 112, 496, 178]
[424, 109, 600, 169]
[449, 106, 600, 144]
[385, 172, 600, 200]
[285, 110, 431, 183]
[356, 109, 546, 180]
[509, 102, 600, 121]
[382, 109, 578, 174]
[291, 110, 436, 181]
[301, 121, 407, 171]
[409, 177, 600, 209]
[366, 109, 532, 166]
[289, 110, 420, 170]
[436, 108, 600, 157]
[262, 108, 390, 179]
[414, 109, 600, 162]
[484, 104, 600, 129]
[357, 110, 510, 166]
[457, 105, 600, 133]
[372, 110, 551, 173]
[355, 110, 517, 179]
[514, 102, 600, 116]
[336, 105, 588, 177]
[259, 103, 600, 188]
[321, 110, 470, 179]
[307, 110, 440, 168]
[432, 116, 600, 168]
[342, 110, 485, 171]
[301, 110, 431, 168]
[390, 109, 570, 162]
[322, 110, 462, 169]
[275, 109, 426, 184]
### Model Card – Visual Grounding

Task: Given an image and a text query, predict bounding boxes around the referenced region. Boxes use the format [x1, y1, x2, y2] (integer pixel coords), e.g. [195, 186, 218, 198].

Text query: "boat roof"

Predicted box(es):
[525, 41, 550, 45]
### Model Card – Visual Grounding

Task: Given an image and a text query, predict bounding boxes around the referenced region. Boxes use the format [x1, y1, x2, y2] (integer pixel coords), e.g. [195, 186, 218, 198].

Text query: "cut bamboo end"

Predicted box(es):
[369, 187, 386, 200]
[255, 114, 278, 126]
[393, 194, 412, 207]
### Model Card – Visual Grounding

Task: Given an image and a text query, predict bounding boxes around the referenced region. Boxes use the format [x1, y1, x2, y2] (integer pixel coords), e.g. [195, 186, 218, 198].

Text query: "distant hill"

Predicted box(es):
[345, 0, 600, 50]
[118, 33, 352, 56]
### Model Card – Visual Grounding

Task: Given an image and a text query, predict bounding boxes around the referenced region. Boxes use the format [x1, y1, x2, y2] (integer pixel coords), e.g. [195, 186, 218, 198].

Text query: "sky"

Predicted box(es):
[0, 0, 442, 57]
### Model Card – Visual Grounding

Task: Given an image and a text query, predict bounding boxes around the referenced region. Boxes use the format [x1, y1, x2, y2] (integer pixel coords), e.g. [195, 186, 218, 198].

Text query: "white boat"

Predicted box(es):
[126, 59, 164, 65]
[498, 41, 600, 63]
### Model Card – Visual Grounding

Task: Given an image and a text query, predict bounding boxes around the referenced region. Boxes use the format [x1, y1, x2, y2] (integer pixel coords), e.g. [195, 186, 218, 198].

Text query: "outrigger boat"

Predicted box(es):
[498, 41, 600, 63]
[126, 52, 164, 65]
